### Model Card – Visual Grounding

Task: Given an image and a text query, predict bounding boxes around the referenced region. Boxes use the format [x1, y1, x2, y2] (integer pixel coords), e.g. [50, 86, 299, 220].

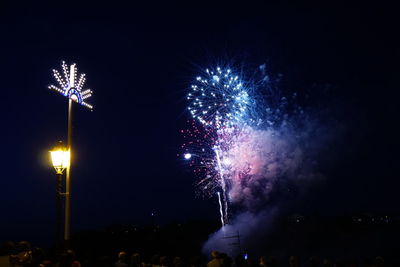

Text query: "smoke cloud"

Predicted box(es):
[203, 107, 331, 257]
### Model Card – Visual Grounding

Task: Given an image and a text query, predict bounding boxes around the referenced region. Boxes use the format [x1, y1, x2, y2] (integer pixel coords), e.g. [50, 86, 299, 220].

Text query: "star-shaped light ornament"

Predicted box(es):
[48, 61, 93, 110]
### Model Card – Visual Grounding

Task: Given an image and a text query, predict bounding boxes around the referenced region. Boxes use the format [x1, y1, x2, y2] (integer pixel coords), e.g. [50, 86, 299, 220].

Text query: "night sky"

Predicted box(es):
[0, 2, 398, 246]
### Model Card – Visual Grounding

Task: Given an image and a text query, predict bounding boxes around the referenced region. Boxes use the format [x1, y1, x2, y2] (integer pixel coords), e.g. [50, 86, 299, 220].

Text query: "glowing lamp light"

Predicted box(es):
[50, 141, 70, 174]
[184, 153, 192, 160]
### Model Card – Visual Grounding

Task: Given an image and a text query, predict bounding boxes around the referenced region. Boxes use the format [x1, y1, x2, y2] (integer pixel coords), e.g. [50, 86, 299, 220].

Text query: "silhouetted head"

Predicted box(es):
[211, 251, 220, 259]
[118, 251, 127, 262]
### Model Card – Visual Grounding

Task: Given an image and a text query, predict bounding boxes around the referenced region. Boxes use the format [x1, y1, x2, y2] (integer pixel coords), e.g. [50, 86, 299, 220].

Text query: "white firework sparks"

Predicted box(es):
[187, 66, 252, 128]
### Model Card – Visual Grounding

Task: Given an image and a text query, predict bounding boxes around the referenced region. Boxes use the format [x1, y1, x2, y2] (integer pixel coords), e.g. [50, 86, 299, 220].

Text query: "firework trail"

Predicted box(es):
[217, 192, 225, 227]
[214, 146, 228, 225]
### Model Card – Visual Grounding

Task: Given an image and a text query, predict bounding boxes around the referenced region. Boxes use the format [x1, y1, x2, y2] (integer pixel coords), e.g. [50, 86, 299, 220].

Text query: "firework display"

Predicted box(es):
[182, 66, 257, 225]
[182, 64, 311, 227]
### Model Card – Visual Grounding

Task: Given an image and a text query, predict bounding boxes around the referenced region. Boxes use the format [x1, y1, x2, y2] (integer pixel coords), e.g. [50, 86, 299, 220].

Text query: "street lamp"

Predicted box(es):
[50, 141, 70, 174]
[48, 61, 93, 244]
[49, 141, 70, 247]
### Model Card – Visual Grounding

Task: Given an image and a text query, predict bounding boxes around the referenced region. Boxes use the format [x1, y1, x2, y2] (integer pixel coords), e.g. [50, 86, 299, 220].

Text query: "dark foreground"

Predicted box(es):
[1, 215, 400, 267]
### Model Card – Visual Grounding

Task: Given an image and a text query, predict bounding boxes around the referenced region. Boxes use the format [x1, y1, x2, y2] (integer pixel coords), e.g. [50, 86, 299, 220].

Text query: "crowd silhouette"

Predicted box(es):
[0, 240, 394, 267]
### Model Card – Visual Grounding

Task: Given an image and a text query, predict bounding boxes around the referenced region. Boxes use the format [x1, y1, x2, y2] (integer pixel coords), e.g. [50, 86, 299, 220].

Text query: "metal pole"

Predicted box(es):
[65, 98, 72, 244]
[56, 172, 63, 249]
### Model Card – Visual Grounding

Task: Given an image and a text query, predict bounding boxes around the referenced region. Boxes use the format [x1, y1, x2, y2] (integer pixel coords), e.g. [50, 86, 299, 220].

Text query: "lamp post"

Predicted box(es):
[48, 61, 93, 244]
[49, 141, 70, 248]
